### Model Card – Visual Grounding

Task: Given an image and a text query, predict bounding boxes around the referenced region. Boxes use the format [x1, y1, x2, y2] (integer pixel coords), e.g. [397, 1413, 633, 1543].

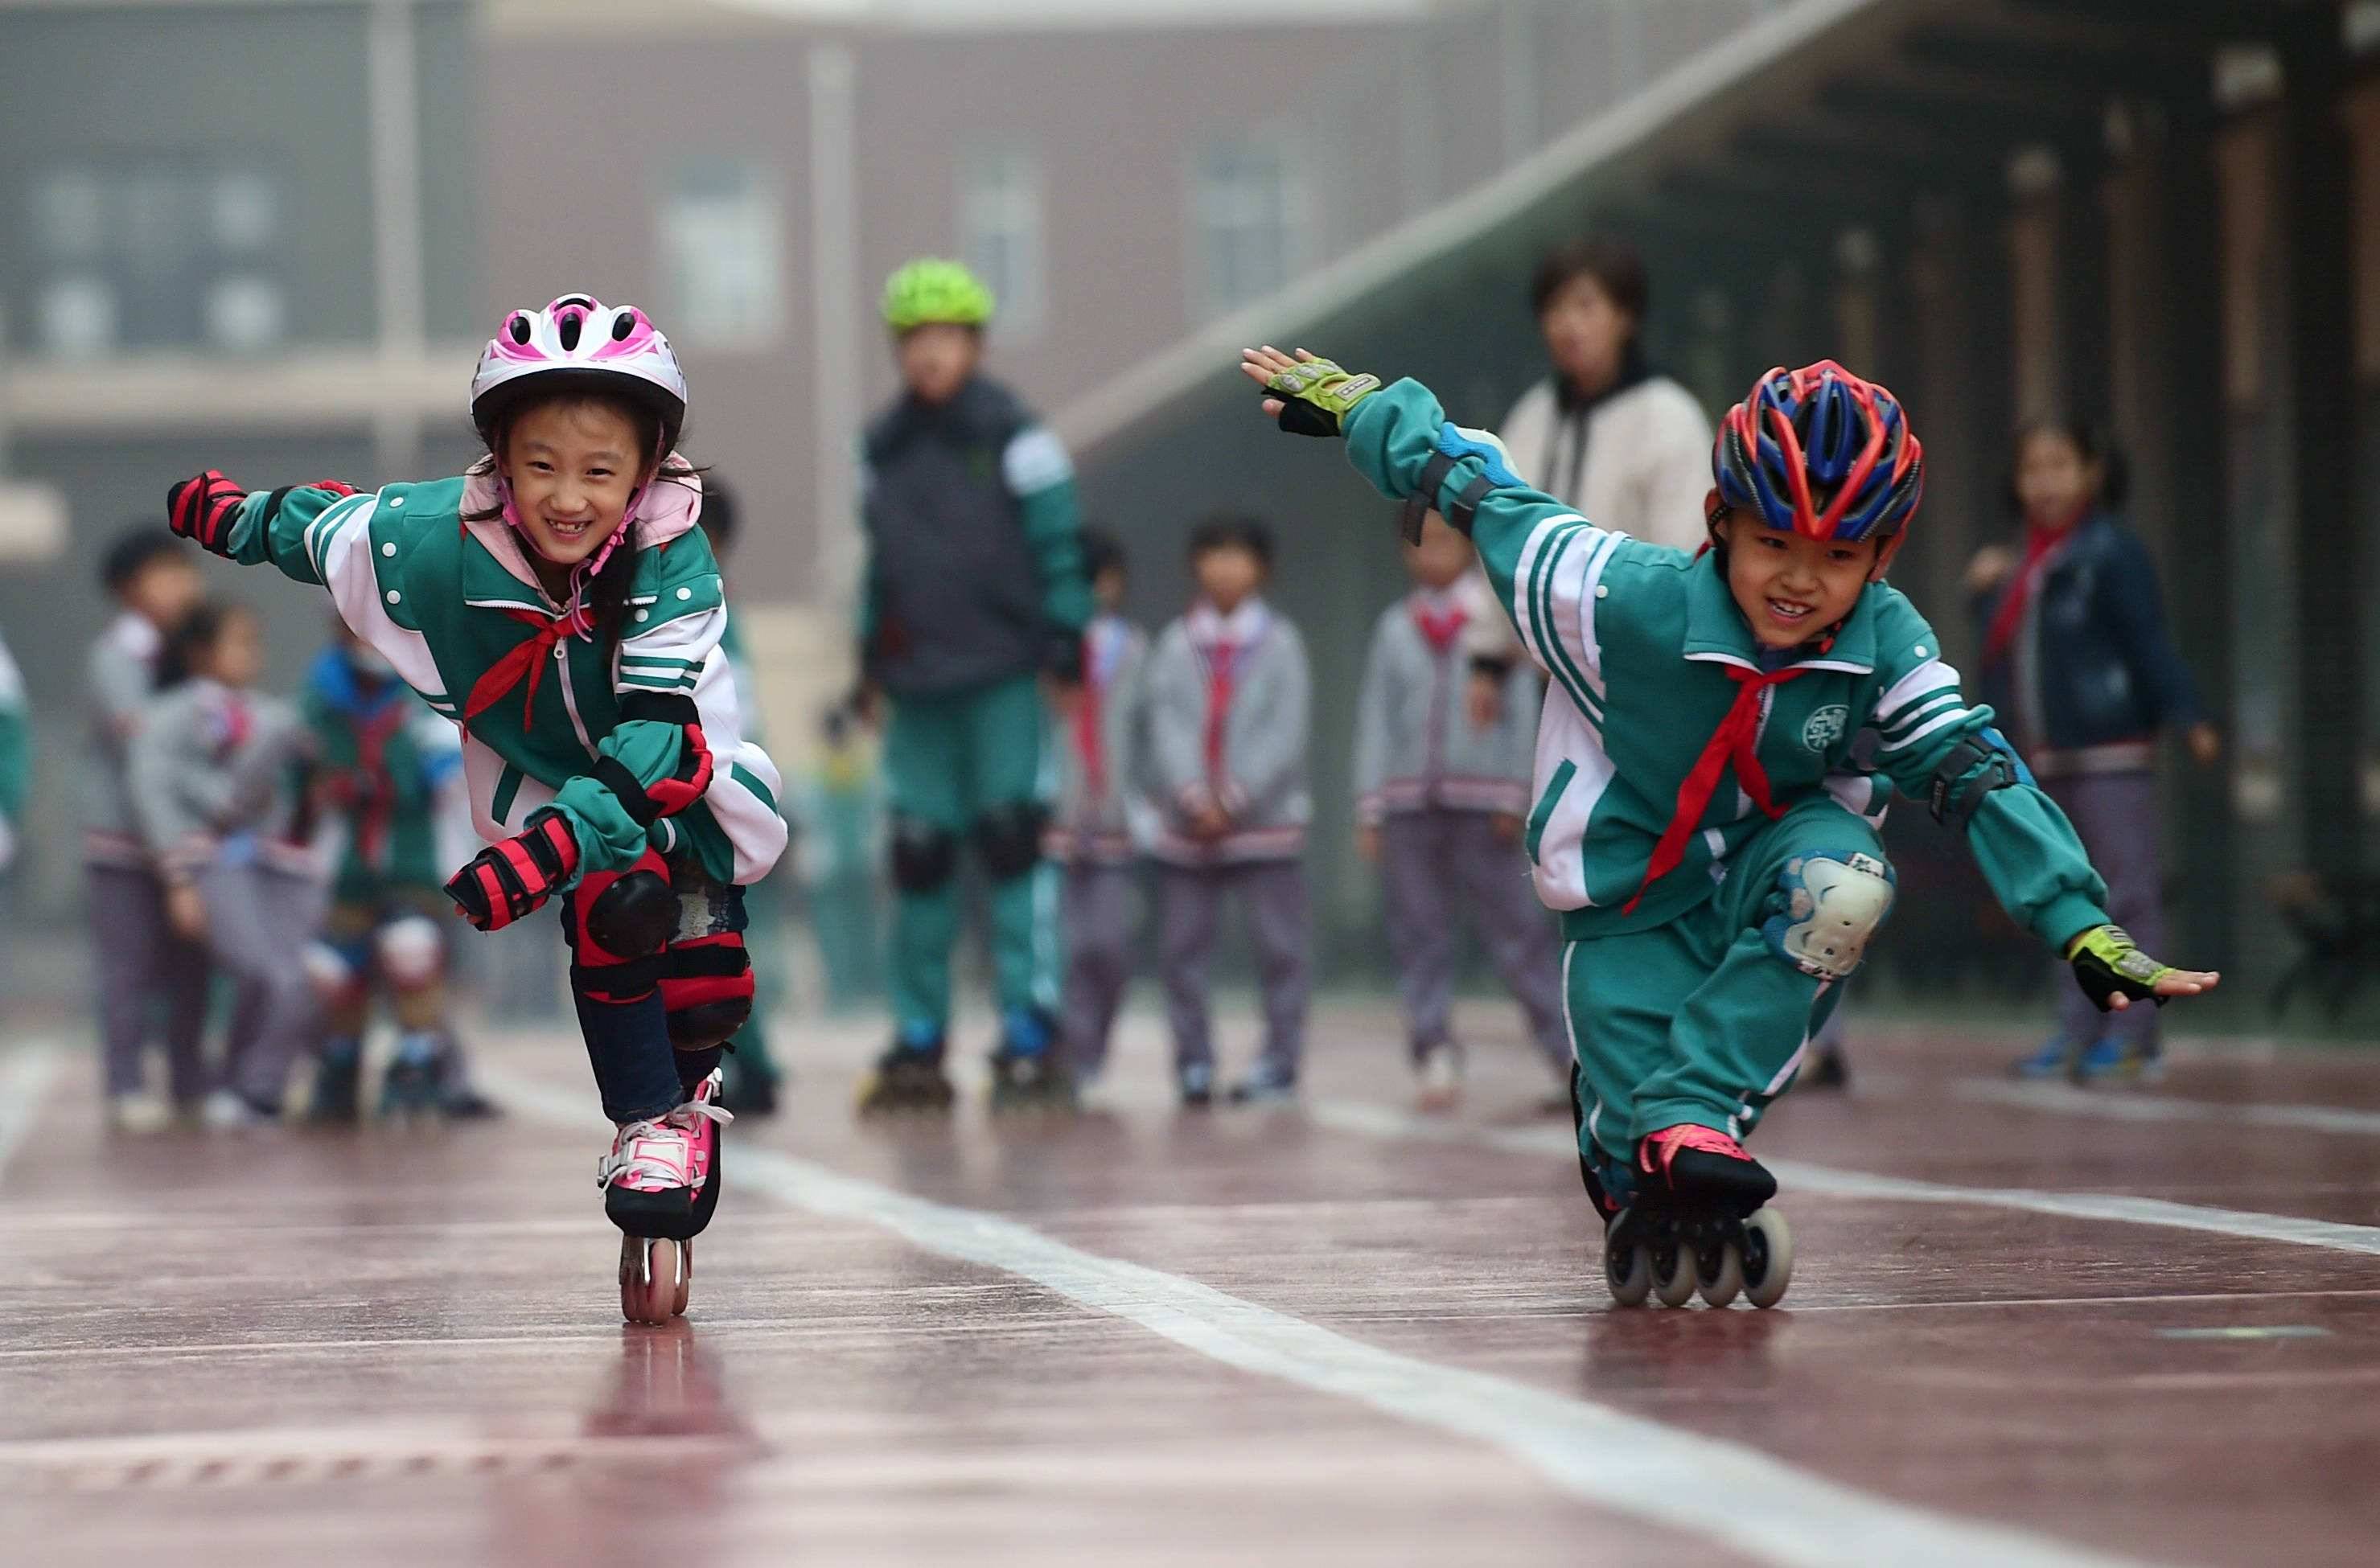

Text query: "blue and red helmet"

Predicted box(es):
[1713, 360, 1924, 571]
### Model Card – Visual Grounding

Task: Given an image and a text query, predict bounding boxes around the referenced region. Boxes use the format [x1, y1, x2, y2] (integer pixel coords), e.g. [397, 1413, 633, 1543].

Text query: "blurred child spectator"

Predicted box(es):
[129, 600, 319, 1127]
[796, 703, 886, 1014]
[85, 531, 212, 1132]
[697, 478, 789, 1114]
[296, 620, 495, 1122]
[1974, 419, 2218, 1082]
[1145, 515, 1312, 1105]
[1046, 527, 1149, 1086]
[1354, 509, 1567, 1113]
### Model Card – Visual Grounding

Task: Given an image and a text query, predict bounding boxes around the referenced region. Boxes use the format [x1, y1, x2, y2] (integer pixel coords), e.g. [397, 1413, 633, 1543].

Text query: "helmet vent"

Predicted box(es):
[507, 314, 532, 345]
[611, 312, 636, 342]
[557, 313, 582, 351]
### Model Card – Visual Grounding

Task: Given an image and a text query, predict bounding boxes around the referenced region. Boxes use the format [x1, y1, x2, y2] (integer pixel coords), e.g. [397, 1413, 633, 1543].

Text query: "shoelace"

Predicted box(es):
[1640, 1123, 1750, 1176]
[594, 1094, 734, 1190]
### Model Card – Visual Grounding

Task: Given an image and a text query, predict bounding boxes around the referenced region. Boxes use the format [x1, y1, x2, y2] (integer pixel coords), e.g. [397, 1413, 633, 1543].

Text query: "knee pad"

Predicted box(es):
[1761, 851, 1895, 981]
[659, 932, 754, 1049]
[576, 858, 678, 963]
[889, 819, 957, 893]
[373, 915, 445, 989]
[973, 801, 1047, 882]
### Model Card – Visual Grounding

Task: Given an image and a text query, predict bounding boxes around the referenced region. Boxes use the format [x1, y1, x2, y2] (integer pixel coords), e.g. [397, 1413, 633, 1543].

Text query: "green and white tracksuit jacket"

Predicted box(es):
[195, 466, 785, 890]
[1342, 379, 2111, 952]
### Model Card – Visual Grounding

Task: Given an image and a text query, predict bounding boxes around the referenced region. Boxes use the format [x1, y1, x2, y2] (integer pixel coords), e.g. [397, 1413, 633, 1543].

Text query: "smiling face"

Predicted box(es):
[497, 398, 655, 569]
[1712, 510, 1879, 649]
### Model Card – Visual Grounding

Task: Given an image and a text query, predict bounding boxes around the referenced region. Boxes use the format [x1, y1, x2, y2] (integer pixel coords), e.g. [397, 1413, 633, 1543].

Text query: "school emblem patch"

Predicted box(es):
[1801, 704, 1850, 752]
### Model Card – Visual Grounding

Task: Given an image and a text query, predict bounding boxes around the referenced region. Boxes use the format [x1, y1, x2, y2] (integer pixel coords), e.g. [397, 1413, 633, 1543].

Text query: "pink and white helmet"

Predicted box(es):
[470, 293, 688, 449]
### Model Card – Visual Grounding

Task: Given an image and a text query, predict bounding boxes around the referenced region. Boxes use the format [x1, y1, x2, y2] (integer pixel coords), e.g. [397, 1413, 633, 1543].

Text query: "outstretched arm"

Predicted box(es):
[1240, 346, 1621, 705]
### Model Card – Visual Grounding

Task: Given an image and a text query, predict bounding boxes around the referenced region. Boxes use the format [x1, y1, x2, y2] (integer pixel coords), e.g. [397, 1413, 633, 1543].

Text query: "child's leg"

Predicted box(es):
[1379, 811, 1457, 1064]
[88, 864, 166, 1098]
[1242, 858, 1313, 1080]
[192, 863, 320, 1110]
[655, 862, 751, 1095]
[563, 849, 681, 1125]
[2051, 770, 2164, 1054]
[1158, 864, 1223, 1073]
[1566, 924, 1716, 1202]
[154, 928, 214, 1106]
[1448, 810, 1570, 1076]
[964, 674, 1058, 1027]
[1632, 801, 1893, 1143]
[1061, 861, 1133, 1073]
[882, 694, 968, 1043]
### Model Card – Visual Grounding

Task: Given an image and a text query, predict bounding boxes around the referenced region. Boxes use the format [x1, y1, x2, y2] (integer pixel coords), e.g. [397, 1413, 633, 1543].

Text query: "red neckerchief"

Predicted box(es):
[1075, 627, 1108, 802]
[348, 686, 410, 868]
[1983, 507, 2084, 664]
[1622, 663, 1811, 915]
[1202, 638, 1239, 786]
[464, 602, 594, 733]
[1410, 591, 1468, 653]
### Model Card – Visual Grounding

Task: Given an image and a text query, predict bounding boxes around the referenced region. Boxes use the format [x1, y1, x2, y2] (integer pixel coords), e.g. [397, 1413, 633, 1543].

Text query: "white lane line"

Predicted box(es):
[479, 1065, 2148, 1568]
[1955, 1077, 2380, 1138]
[0, 1045, 61, 1178]
[1309, 1099, 2380, 1258]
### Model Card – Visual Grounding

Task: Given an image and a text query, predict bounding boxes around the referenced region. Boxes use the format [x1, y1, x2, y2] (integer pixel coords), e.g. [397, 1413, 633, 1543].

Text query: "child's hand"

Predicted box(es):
[2186, 722, 2222, 767]
[1355, 823, 1381, 864]
[1466, 669, 1507, 730]
[1239, 347, 1381, 437]
[1964, 544, 2015, 597]
[1190, 804, 1232, 840]
[1489, 811, 1523, 845]
[166, 881, 207, 942]
[2066, 924, 2220, 1012]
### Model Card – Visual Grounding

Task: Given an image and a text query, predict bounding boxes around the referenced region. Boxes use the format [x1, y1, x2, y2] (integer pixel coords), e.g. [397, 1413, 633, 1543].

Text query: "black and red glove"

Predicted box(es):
[166, 470, 247, 555]
[592, 694, 715, 827]
[446, 810, 580, 932]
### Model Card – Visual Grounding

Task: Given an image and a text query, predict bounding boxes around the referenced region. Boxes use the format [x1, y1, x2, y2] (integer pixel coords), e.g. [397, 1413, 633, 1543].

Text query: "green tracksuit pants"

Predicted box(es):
[883, 674, 1057, 1034]
[1568, 796, 1884, 1190]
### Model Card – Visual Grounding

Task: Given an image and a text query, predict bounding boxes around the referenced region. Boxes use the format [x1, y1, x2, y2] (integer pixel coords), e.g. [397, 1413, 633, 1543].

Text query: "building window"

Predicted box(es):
[659, 159, 783, 348]
[1189, 135, 1307, 322]
[22, 162, 287, 359]
[958, 146, 1046, 342]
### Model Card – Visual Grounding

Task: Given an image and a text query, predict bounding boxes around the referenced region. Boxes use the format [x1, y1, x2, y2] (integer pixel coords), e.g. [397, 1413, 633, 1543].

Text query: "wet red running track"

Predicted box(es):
[6, 1002, 2380, 1566]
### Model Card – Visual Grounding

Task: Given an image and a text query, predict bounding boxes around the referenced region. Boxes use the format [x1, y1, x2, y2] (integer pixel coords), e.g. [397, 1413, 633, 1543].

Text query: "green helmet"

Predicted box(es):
[882, 258, 995, 332]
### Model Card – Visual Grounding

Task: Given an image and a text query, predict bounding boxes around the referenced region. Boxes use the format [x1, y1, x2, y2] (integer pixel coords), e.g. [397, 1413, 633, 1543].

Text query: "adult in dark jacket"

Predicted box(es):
[1971, 419, 2220, 1082]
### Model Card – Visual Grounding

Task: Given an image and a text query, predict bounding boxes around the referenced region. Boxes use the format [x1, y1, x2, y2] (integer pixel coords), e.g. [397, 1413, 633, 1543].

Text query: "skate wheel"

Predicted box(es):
[1650, 1235, 1698, 1308]
[1742, 1209, 1794, 1309]
[619, 1236, 682, 1326]
[1604, 1230, 1651, 1307]
[1696, 1238, 1743, 1309]
[672, 1241, 693, 1319]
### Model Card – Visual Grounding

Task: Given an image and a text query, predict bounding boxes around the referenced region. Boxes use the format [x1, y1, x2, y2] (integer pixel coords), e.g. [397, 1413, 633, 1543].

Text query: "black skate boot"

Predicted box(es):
[988, 1010, 1075, 1113]
[857, 1035, 956, 1116]
[1601, 1125, 1794, 1311]
[305, 1040, 363, 1125]
[376, 1045, 442, 1123]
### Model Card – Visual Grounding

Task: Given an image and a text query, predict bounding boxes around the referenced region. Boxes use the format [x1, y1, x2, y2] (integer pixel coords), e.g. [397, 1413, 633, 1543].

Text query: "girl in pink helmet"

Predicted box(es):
[166, 295, 787, 1324]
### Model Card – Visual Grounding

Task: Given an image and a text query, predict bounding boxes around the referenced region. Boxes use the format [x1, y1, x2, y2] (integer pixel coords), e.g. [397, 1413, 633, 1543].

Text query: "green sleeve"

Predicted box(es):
[1864, 597, 2111, 950]
[1006, 425, 1091, 634]
[1342, 380, 1607, 658]
[0, 705, 29, 823]
[215, 484, 374, 588]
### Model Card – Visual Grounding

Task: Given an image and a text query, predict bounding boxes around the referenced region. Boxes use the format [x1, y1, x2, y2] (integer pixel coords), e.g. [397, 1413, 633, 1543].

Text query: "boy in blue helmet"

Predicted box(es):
[1242, 347, 2219, 1309]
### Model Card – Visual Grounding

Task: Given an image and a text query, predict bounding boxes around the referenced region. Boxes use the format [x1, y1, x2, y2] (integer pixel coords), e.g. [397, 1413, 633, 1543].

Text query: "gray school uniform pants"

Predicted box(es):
[1379, 807, 1569, 1076]
[2046, 769, 2166, 1056]
[88, 863, 213, 1102]
[1061, 860, 1138, 1074]
[194, 860, 326, 1107]
[1158, 858, 1309, 1078]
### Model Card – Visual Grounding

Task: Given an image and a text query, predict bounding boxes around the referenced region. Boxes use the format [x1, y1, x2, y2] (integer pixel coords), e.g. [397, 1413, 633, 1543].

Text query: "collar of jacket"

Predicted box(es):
[1551, 339, 1655, 417]
[1678, 548, 1880, 675]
